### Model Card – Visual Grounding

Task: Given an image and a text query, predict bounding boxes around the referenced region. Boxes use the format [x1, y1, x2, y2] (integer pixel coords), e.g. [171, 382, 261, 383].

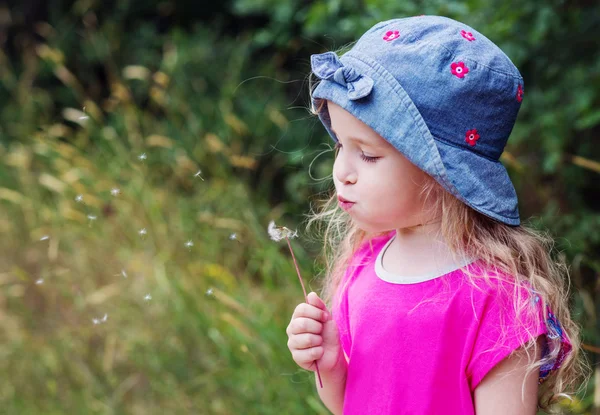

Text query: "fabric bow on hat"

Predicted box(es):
[311, 52, 374, 100]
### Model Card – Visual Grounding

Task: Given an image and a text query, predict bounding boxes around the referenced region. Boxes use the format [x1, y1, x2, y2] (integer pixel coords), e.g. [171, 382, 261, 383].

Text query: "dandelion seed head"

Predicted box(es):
[268, 220, 297, 241]
[110, 188, 120, 196]
[144, 294, 152, 301]
[75, 194, 83, 203]
[138, 153, 147, 161]
[206, 288, 213, 296]
[139, 228, 147, 236]
[185, 240, 194, 248]
[229, 233, 237, 240]
[194, 170, 205, 181]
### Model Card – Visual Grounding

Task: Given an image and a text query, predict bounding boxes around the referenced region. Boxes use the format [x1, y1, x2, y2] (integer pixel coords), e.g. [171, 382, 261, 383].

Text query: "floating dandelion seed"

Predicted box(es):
[229, 233, 237, 240]
[35, 279, 44, 285]
[267, 220, 322, 388]
[40, 235, 50, 241]
[75, 194, 84, 203]
[138, 153, 147, 161]
[144, 294, 152, 301]
[206, 288, 213, 296]
[87, 214, 97, 221]
[185, 240, 194, 248]
[110, 188, 120, 196]
[139, 228, 147, 236]
[121, 269, 128, 278]
[92, 313, 108, 325]
[194, 170, 205, 181]
[79, 106, 89, 121]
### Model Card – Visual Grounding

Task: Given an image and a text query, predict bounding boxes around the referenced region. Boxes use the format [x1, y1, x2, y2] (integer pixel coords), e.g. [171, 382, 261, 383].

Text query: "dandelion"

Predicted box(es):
[206, 288, 213, 296]
[229, 233, 237, 240]
[144, 294, 152, 301]
[267, 220, 298, 242]
[139, 228, 147, 236]
[110, 188, 120, 196]
[40, 235, 50, 241]
[75, 194, 83, 203]
[138, 153, 147, 161]
[87, 214, 97, 221]
[92, 313, 108, 325]
[185, 240, 194, 248]
[267, 220, 322, 388]
[35, 279, 44, 285]
[194, 170, 205, 181]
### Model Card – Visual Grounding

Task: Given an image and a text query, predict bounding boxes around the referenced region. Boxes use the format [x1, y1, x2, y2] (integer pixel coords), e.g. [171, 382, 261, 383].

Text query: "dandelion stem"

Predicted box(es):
[285, 236, 323, 389]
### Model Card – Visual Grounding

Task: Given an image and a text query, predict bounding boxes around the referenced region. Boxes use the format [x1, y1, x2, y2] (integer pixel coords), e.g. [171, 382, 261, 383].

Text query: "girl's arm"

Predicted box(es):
[315, 354, 348, 415]
[473, 336, 544, 414]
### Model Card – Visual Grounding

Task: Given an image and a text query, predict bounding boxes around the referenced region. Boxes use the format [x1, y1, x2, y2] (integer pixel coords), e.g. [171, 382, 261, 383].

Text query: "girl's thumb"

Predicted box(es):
[307, 291, 326, 310]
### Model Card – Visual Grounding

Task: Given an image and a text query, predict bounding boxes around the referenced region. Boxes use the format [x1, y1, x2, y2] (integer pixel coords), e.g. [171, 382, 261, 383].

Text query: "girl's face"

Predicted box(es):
[328, 101, 433, 233]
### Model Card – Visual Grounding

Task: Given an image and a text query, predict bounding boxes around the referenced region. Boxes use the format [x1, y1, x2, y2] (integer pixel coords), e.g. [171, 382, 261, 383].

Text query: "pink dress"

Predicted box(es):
[332, 230, 571, 414]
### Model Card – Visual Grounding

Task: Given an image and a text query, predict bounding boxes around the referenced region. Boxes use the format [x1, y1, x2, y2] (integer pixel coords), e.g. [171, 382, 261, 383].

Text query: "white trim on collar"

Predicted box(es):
[375, 234, 477, 284]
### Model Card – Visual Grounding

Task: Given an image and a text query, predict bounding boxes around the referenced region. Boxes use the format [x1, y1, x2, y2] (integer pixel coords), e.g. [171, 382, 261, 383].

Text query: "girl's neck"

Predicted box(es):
[384, 220, 459, 277]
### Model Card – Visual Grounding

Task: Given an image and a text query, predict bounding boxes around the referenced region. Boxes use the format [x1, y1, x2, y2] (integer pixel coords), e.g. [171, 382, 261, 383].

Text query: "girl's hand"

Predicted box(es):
[286, 292, 344, 375]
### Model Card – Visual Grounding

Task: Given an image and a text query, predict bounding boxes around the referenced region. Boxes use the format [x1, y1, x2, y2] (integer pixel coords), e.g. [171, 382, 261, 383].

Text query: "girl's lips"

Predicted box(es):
[339, 200, 355, 211]
[337, 195, 355, 211]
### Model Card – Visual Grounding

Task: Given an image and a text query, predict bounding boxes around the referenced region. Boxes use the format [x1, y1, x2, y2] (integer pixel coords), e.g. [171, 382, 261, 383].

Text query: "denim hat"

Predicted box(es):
[310, 15, 524, 226]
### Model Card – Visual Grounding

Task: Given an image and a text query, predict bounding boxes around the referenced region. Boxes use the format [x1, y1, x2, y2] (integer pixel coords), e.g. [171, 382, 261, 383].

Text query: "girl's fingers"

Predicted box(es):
[291, 301, 329, 322]
[288, 333, 323, 350]
[292, 346, 324, 365]
[287, 317, 322, 336]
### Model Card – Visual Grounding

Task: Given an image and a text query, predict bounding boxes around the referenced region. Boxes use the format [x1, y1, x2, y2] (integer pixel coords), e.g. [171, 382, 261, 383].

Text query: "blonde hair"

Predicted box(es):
[304, 97, 590, 412]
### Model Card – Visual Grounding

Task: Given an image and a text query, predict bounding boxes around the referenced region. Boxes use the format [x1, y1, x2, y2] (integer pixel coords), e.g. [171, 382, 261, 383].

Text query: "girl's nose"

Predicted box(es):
[334, 156, 357, 185]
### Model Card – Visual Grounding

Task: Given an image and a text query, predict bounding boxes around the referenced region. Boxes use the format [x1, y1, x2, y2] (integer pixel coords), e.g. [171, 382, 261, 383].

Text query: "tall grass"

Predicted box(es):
[0, 22, 330, 415]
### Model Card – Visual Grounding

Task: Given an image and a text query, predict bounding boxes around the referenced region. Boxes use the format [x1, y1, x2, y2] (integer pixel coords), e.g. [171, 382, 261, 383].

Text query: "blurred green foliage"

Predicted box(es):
[0, 0, 598, 413]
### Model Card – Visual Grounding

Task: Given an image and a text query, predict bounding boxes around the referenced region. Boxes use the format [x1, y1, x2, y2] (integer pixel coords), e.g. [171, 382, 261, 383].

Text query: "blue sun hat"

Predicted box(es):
[310, 15, 525, 226]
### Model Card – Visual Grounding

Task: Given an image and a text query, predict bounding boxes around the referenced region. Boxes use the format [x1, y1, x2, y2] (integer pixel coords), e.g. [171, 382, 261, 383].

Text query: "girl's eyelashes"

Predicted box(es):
[334, 141, 380, 163]
[361, 153, 379, 163]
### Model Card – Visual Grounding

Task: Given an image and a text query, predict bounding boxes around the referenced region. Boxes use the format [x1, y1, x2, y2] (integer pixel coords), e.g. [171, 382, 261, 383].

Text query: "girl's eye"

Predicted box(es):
[360, 154, 379, 163]
[334, 141, 379, 163]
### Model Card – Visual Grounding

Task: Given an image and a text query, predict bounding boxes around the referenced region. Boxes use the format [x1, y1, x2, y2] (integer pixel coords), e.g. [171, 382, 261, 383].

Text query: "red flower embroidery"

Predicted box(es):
[516, 84, 524, 103]
[460, 30, 476, 41]
[450, 62, 469, 78]
[465, 129, 480, 146]
[383, 30, 400, 42]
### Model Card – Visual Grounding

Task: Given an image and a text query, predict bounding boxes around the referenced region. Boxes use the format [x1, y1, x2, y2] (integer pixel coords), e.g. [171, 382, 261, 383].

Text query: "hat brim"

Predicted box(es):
[311, 52, 520, 226]
[435, 139, 520, 225]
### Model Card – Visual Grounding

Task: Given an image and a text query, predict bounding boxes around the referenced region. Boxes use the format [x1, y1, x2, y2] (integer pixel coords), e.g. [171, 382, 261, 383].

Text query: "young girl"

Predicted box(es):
[286, 15, 586, 414]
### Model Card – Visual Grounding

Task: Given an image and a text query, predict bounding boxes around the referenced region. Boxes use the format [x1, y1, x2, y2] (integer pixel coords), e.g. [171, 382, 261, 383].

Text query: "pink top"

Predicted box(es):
[332, 231, 571, 414]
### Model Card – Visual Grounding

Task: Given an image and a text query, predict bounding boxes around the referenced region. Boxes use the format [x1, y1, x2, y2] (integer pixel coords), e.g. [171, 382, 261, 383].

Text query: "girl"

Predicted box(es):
[286, 15, 586, 414]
